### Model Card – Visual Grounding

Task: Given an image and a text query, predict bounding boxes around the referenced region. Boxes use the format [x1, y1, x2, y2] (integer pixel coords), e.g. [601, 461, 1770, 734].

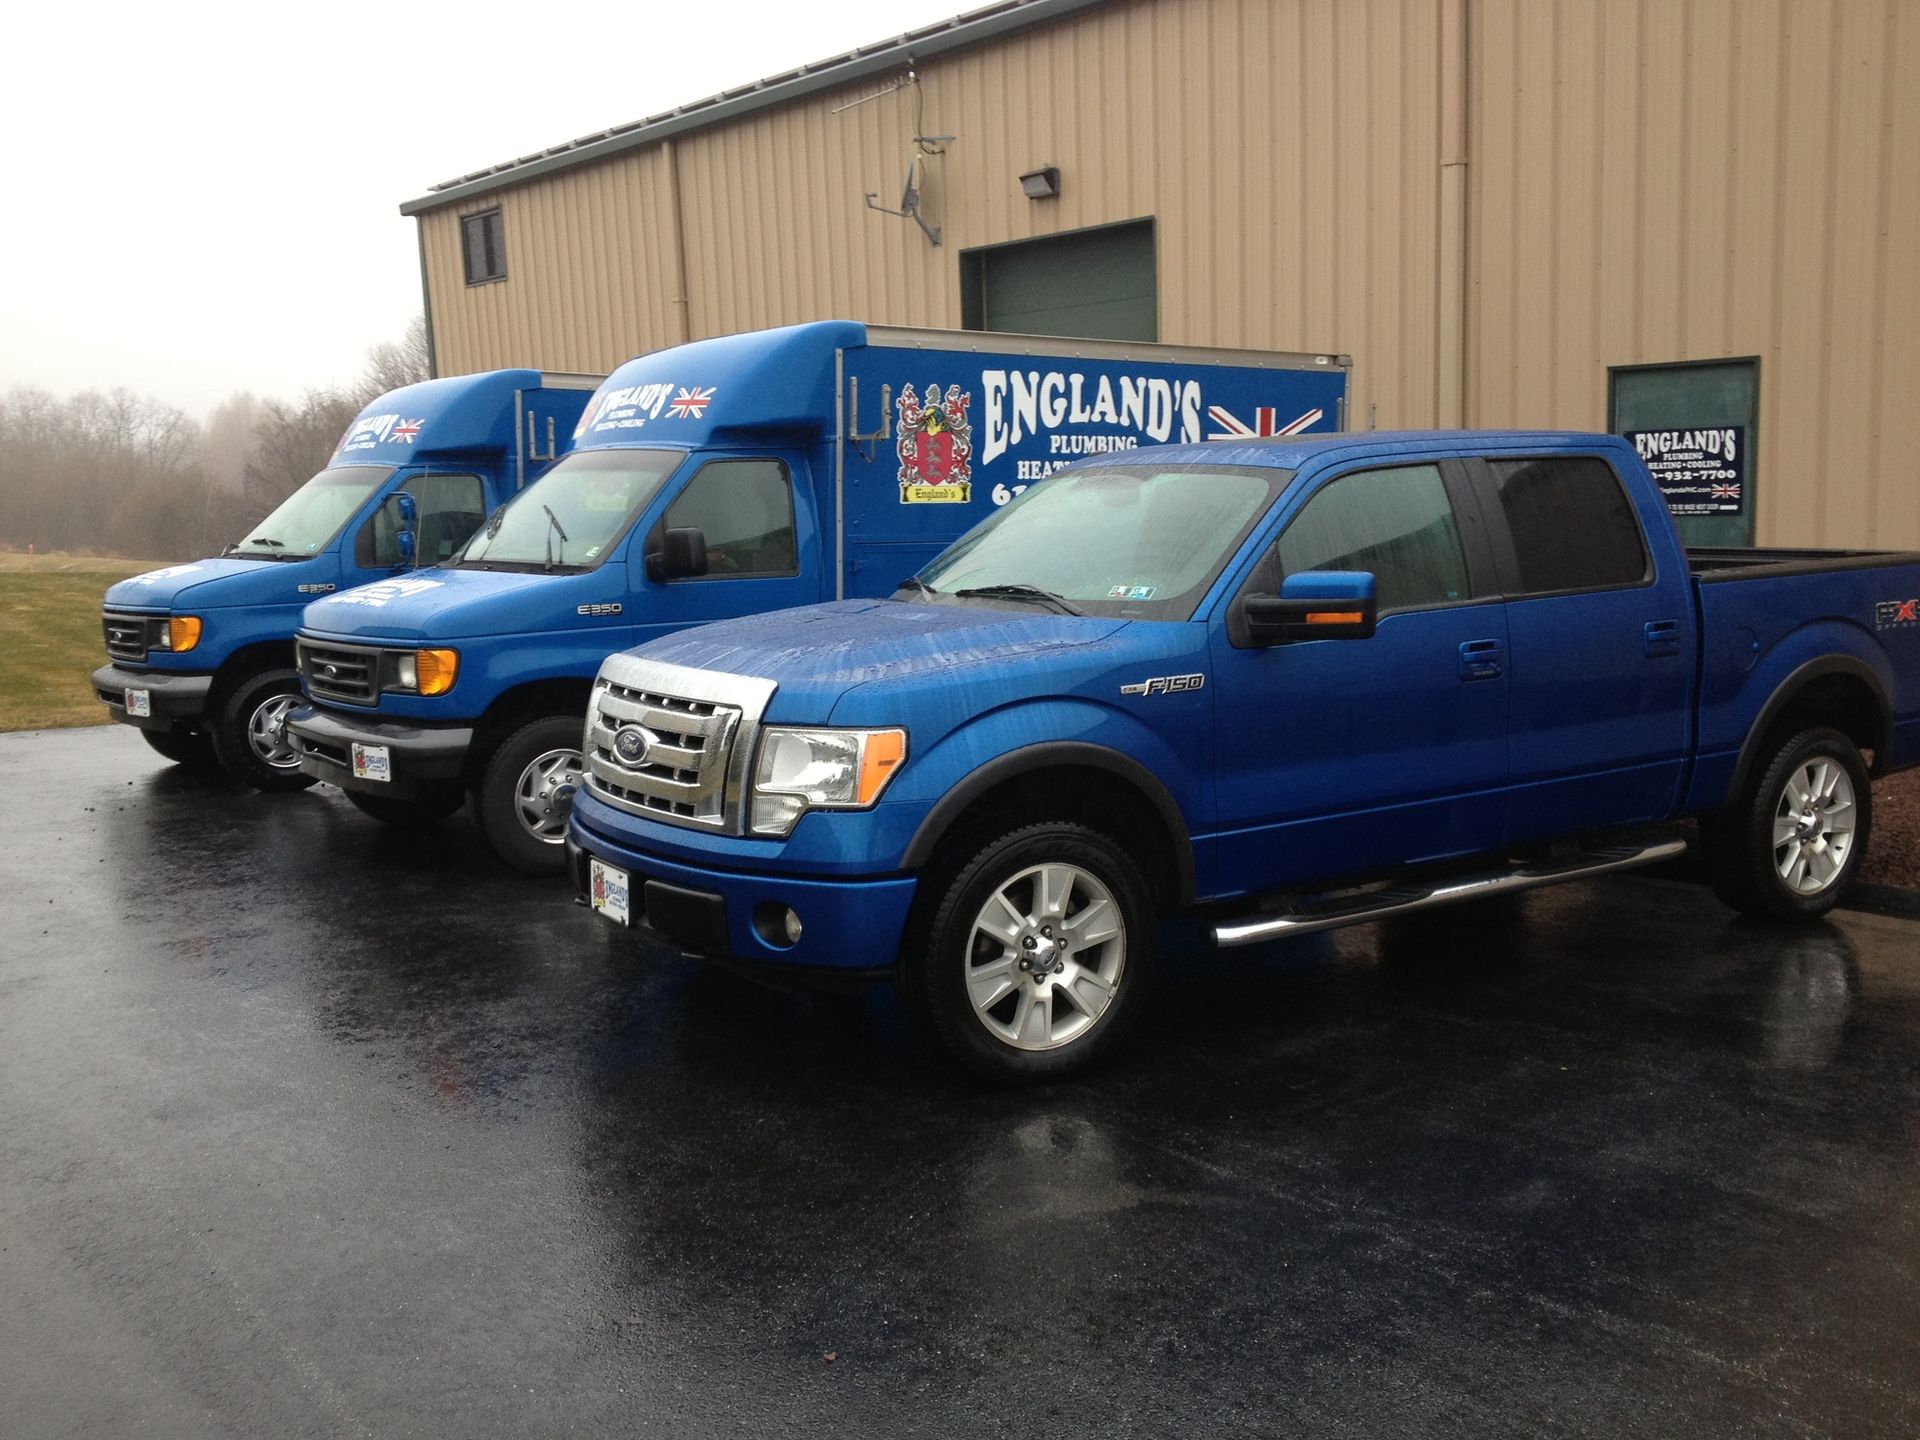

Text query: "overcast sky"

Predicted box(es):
[0, 0, 972, 421]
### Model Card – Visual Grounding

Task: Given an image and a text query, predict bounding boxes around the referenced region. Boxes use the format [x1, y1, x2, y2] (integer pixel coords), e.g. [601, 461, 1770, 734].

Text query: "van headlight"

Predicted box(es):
[750, 727, 906, 837]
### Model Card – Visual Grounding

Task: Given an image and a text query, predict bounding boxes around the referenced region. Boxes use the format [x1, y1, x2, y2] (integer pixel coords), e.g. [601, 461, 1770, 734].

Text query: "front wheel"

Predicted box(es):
[1701, 726, 1872, 921]
[471, 715, 585, 876]
[346, 783, 466, 829]
[900, 822, 1158, 1082]
[211, 668, 318, 792]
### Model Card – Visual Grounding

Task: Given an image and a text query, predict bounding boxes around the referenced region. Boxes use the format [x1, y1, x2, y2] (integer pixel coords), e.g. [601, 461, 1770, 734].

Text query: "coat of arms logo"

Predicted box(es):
[895, 383, 973, 503]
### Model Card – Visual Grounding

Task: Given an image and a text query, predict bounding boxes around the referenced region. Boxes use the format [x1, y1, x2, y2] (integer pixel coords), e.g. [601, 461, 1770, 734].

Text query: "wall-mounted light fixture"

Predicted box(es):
[1019, 166, 1061, 200]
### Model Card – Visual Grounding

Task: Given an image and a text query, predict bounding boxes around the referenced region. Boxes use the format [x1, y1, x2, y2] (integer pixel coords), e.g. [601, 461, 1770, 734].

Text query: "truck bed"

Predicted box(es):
[1688, 545, 1920, 582]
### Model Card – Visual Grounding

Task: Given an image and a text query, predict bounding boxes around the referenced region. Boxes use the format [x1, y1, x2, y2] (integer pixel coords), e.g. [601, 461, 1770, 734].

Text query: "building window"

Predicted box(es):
[960, 220, 1156, 342]
[1609, 358, 1758, 547]
[461, 209, 506, 286]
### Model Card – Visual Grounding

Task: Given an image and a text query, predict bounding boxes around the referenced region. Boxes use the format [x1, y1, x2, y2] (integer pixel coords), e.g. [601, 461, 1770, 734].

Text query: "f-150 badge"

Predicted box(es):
[1120, 674, 1204, 696]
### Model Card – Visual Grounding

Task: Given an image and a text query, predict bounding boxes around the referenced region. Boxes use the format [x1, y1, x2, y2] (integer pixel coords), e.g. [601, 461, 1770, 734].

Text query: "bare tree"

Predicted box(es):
[358, 315, 432, 401]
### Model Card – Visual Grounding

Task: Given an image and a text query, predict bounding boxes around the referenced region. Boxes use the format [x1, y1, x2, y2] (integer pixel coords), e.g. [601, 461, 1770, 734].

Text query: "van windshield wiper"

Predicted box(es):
[542, 505, 569, 570]
[952, 583, 1082, 616]
[895, 577, 939, 598]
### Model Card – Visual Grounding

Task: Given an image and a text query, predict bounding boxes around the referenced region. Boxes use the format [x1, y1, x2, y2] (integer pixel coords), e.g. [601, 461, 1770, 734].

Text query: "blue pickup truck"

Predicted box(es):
[285, 321, 1348, 873]
[92, 370, 596, 788]
[567, 429, 1920, 1080]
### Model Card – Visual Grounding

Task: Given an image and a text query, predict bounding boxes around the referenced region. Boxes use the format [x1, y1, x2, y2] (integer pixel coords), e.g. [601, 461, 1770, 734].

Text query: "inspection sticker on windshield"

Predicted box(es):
[589, 859, 631, 926]
[351, 743, 391, 783]
[123, 688, 151, 718]
[1107, 584, 1157, 600]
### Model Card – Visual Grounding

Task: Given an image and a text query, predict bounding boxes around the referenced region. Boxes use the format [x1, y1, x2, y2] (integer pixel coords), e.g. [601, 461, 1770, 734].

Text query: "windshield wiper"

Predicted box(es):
[246, 536, 285, 549]
[542, 505, 569, 570]
[895, 577, 939, 598]
[952, 583, 1083, 616]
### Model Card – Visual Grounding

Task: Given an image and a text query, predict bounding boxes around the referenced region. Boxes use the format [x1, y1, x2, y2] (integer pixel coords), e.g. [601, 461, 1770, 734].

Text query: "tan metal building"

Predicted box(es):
[402, 0, 1919, 549]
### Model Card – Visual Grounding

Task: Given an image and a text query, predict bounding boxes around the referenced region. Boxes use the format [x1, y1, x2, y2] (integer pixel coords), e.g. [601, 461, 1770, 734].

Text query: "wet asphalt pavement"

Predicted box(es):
[4, 725, 1919, 1438]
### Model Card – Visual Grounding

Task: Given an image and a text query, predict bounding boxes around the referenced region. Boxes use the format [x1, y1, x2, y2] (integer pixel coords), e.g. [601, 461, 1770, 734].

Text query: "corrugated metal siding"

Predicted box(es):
[421, 0, 1445, 441]
[1470, 0, 1920, 547]
[417, 0, 1917, 548]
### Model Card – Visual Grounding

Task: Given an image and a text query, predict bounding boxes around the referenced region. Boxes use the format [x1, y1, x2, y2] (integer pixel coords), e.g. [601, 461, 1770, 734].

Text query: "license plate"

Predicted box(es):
[351, 742, 391, 782]
[124, 688, 151, 718]
[589, 858, 631, 927]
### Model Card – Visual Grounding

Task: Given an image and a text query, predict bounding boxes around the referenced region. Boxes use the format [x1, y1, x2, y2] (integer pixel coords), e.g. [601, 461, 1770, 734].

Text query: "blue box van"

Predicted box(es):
[286, 321, 1349, 872]
[93, 370, 597, 787]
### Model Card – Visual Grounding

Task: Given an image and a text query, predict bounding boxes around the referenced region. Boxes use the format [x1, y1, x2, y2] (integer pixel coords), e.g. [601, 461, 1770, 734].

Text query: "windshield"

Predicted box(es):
[914, 463, 1295, 619]
[232, 465, 395, 559]
[458, 449, 680, 571]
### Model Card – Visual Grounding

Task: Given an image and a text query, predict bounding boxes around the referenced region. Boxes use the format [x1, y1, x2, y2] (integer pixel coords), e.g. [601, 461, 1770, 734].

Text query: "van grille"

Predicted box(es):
[585, 680, 740, 829]
[299, 639, 381, 706]
[103, 611, 157, 661]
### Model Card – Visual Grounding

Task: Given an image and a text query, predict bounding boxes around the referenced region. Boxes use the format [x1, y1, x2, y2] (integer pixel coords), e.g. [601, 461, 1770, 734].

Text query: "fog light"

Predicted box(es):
[752, 902, 804, 949]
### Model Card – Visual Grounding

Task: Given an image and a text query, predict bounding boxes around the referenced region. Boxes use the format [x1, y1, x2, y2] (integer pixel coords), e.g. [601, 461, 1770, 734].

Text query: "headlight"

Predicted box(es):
[157, 616, 201, 652]
[384, 648, 459, 696]
[750, 727, 906, 837]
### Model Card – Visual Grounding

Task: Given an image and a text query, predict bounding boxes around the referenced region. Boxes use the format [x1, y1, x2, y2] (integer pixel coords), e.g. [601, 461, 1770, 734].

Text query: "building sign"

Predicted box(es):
[1625, 426, 1747, 516]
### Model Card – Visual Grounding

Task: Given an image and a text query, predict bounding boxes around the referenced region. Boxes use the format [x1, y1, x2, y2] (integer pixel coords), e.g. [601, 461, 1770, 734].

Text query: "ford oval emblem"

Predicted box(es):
[612, 725, 654, 767]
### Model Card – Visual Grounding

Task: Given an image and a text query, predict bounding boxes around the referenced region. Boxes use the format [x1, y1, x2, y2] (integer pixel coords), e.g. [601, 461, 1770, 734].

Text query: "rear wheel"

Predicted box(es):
[211, 668, 317, 792]
[141, 729, 219, 771]
[345, 783, 466, 828]
[1701, 726, 1871, 920]
[899, 822, 1157, 1082]
[471, 715, 584, 876]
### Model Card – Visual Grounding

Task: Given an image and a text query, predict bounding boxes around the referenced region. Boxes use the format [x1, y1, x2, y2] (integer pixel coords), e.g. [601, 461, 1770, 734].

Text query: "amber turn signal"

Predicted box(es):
[167, 616, 202, 652]
[855, 729, 907, 805]
[414, 649, 459, 696]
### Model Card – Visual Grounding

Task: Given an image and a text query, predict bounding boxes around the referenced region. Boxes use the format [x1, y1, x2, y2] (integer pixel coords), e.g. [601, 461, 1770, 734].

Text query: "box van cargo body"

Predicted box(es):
[285, 320, 1350, 873]
[93, 371, 598, 788]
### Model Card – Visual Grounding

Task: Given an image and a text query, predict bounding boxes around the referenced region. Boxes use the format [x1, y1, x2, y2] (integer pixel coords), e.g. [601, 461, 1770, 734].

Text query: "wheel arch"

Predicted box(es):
[1726, 656, 1894, 802]
[471, 676, 597, 770]
[900, 743, 1196, 908]
[209, 640, 299, 708]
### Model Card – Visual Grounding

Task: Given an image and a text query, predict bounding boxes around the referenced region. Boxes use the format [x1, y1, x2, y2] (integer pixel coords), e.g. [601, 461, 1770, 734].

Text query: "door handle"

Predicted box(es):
[1459, 638, 1504, 681]
[1643, 619, 1682, 659]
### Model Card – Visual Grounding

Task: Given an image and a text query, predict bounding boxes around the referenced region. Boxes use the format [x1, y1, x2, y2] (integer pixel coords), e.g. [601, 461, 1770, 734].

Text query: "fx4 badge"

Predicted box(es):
[1120, 674, 1204, 697]
[577, 602, 624, 617]
[1877, 598, 1918, 630]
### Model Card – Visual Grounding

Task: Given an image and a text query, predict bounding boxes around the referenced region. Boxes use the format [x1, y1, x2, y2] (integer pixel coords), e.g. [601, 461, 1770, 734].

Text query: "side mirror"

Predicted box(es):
[392, 491, 419, 567]
[1243, 570, 1377, 646]
[646, 525, 710, 583]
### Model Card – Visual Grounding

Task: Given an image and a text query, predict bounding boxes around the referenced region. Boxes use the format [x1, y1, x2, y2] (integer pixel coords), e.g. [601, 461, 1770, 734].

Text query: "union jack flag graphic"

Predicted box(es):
[1710, 483, 1742, 500]
[391, 418, 423, 443]
[1206, 405, 1324, 440]
[668, 386, 715, 419]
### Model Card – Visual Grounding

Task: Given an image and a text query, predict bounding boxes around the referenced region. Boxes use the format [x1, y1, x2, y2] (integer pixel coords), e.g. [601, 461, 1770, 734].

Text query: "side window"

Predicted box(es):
[1277, 463, 1471, 614]
[361, 473, 486, 568]
[663, 459, 796, 577]
[1486, 456, 1648, 594]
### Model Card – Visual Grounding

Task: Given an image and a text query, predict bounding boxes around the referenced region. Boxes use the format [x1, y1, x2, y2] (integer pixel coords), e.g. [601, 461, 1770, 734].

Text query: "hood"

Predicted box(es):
[630, 599, 1133, 721]
[103, 555, 341, 611]
[299, 564, 631, 643]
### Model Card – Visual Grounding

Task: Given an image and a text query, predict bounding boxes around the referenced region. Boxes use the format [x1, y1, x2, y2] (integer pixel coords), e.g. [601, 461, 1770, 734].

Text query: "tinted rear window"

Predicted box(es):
[1487, 456, 1649, 594]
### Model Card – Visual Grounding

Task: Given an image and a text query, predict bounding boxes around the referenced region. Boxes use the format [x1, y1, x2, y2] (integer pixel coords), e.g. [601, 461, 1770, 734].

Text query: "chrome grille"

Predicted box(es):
[103, 611, 156, 661]
[299, 639, 380, 706]
[584, 655, 777, 834]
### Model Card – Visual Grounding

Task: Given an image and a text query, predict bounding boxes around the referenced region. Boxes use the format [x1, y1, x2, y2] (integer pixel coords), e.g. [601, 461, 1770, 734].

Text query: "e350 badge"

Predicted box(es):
[1120, 674, 1205, 697]
[1877, 598, 1918, 630]
[577, 602, 623, 617]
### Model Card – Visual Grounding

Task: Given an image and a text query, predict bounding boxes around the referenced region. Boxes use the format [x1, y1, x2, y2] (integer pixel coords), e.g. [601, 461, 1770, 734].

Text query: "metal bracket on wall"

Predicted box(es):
[846, 378, 893, 462]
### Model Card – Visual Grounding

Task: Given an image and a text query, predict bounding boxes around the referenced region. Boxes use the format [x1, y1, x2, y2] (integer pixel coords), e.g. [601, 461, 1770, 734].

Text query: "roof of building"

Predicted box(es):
[400, 0, 1110, 217]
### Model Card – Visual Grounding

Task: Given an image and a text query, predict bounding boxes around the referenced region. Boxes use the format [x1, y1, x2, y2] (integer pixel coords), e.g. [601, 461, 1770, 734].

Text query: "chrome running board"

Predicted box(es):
[1210, 838, 1690, 948]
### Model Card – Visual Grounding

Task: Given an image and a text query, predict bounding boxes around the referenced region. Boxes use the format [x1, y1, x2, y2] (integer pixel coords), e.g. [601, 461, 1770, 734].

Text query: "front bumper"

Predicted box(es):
[568, 809, 914, 982]
[286, 704, 474, 799]
[91, 663, 213, 732]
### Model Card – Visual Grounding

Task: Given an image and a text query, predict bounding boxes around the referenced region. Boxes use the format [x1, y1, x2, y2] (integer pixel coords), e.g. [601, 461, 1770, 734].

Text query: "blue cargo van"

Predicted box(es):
[94, 370, 598, 787]
[286, 321, 1349, 872]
